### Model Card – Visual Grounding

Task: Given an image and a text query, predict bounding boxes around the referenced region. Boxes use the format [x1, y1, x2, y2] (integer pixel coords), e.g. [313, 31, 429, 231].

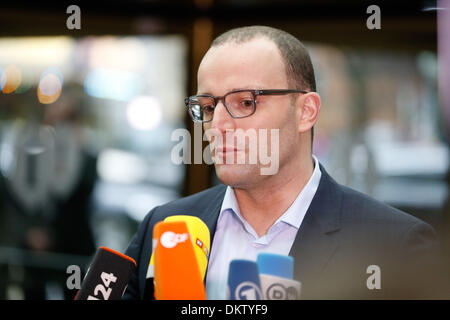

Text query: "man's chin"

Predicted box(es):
[214, 163, 258, 187]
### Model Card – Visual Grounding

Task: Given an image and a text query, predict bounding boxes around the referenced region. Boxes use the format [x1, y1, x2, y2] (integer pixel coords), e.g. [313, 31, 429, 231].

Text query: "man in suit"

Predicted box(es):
[123, 26, 446, 299]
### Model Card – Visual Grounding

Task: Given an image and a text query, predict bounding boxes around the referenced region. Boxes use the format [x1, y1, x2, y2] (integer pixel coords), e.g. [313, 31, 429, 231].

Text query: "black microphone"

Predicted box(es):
[75, 246, 136, 300]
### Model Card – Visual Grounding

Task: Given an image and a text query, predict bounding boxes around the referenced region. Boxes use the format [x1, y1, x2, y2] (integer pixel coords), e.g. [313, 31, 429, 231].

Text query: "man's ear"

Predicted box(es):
[296, 92, 321, 134]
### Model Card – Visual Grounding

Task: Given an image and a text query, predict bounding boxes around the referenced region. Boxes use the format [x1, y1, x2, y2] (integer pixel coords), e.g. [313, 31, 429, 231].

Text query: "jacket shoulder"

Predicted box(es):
[144, 184, 226, 222]
[336, 183, 437, 251]
[339, 183, 427, 227]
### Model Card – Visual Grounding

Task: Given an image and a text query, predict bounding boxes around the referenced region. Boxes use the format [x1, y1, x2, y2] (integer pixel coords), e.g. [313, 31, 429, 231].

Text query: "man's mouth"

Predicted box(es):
[215, 146, 239, 153]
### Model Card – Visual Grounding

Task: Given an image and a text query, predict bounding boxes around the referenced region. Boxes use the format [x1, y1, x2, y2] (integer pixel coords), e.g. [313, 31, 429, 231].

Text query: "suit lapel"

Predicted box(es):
[198, 185, 226, 283]
[197, 184, 227, 240]
[289, 165, 342, 287]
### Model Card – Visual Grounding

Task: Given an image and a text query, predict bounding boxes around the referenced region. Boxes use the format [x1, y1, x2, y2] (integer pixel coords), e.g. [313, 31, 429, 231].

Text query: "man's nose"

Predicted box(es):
[210, 100, 235, 131]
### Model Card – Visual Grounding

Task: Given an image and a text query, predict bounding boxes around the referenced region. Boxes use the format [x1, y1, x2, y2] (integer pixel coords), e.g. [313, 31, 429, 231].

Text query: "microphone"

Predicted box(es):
[164, 215, 210, 279]
[256, 253, 301, 300]
[75, 246, 136, 300]
[152, 220, 207, 299]
[227, 260, 263, 300]
[144, 215, 210, 300]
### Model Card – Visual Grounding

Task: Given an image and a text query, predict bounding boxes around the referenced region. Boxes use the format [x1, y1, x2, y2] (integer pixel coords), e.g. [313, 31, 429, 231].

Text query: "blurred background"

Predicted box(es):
[0, 0, 448, 299]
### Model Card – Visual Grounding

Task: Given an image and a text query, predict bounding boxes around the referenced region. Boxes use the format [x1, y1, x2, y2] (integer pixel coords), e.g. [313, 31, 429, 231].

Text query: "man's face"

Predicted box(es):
[197, 37, 301, 188]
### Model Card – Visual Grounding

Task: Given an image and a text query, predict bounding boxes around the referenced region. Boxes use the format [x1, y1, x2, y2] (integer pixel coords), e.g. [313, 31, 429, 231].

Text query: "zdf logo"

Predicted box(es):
[160, 231, 189, 248]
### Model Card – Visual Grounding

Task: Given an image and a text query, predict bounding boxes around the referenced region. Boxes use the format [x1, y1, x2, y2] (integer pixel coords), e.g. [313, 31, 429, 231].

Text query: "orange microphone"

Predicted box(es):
[152, 220, 206, 300]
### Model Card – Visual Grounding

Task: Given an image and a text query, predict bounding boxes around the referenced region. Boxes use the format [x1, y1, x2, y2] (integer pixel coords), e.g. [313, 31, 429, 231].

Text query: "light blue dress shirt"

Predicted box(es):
[205, 155, 322, 299]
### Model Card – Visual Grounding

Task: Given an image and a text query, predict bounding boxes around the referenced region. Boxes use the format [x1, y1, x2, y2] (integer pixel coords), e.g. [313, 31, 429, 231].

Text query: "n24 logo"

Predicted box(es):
[87, 272, 117, 300]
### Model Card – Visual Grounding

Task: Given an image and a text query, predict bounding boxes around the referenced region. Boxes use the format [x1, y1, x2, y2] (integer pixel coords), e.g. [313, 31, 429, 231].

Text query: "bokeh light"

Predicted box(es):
[1, 65, 22, 94]
[126, 95, 162, 131]
[83, 68, 143, 101]
[37, 67, 63, 104]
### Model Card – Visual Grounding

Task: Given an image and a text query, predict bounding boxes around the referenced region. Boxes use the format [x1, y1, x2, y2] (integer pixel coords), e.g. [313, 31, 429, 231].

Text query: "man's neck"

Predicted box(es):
[233, 155, 315, 237]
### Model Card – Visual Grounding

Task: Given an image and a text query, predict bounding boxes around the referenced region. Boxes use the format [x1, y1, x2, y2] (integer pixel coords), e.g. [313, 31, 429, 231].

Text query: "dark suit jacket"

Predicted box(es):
[123, 165, 445, 299]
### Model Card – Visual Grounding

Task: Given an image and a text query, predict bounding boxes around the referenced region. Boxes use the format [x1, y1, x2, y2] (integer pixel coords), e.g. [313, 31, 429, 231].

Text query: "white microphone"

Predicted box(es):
[257, 253, 301, 300]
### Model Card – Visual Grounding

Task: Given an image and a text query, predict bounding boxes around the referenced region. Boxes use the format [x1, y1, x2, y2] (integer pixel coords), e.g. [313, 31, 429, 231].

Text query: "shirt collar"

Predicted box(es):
[218, 155, 322, 230]
[218, 183, 246, 228]
[276, 154, 321, 228]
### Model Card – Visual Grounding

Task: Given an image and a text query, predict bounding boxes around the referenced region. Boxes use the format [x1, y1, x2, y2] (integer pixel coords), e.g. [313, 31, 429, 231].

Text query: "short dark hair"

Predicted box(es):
[211, 25, 316, 93]
[211, 25, 316, 145]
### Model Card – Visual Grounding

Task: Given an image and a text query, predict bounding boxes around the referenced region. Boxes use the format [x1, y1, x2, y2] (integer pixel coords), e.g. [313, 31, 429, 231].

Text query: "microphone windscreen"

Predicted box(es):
[227, 260, 263, 300]
[163, 215, 210, 280]
[256, 253, 294, 279]
[153, 220, 206, 300]
[257, 253, 301, 300]
[75, 246, 136, 300]
[144, 215, 210, 300]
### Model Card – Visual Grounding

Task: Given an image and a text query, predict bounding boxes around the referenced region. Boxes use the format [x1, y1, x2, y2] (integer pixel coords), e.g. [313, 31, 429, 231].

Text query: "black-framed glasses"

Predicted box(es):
[184, 89, 309, 123]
